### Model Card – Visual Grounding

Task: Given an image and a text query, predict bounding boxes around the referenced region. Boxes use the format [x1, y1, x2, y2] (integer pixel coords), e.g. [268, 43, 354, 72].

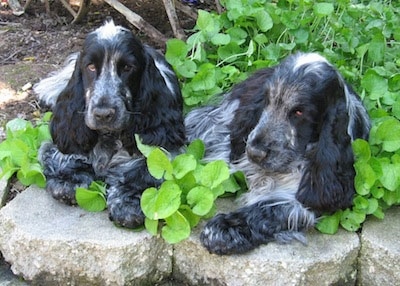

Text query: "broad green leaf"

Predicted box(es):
[379, 161, 400, 191]
[340, 209, 366, 232]
[253, 9, 273, 32]
[135, 134, 157, 157]
[187, 186, 214, 216]
[172, 154, 197, 179]
[190, 64, 216, 92]
[361, 69, 388, 100]
[352, 139, 371, 161]
[186, 139, 205, 160]
[165, 38, 188, 66]
[140, 181, 181, 220]
[76, 187, 107, 212]
[179, 205, 201, 228]
[146, 148, 172, 179]
[313, 3, 334, 17]
[144, 217, 159, 236]
[197, 160, 230, 189]
[315, 211, 341, 234]
[374, 118, 400, 152]
[162, 211, 191, 243]
[354, 161, 377, 195]
[211, 33, 231, 46]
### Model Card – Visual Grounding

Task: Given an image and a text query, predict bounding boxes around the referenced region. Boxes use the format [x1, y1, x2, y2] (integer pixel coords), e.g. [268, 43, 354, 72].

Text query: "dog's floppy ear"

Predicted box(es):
[136, 46, 185, 151]
[50, 55, 98, 155]
[296, 77, 370, 213]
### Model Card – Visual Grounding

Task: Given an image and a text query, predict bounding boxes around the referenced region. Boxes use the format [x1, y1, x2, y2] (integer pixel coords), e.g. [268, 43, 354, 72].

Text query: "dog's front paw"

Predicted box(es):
[200, 212, 257, 255]
[107, 188, 145, 228]
[46, 178, 82, 205]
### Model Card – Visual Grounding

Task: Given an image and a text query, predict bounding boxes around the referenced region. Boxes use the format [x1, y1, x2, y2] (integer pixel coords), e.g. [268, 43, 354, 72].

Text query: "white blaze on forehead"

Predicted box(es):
[95, 20, 129, 40]
[293, 53, 329, 71]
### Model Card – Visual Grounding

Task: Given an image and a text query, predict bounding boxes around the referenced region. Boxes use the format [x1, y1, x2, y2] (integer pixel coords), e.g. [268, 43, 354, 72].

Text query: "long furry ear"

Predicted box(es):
[296, 80, 370, 213]
[136, 46, 185, 151]
[33, 53, 79, 108]
[50, 55, 98, 155]
[229, 68, 274, 161]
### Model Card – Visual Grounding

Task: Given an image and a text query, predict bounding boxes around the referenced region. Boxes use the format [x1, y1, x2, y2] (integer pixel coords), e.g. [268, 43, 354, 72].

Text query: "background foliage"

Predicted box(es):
[165, 0, 400, 233]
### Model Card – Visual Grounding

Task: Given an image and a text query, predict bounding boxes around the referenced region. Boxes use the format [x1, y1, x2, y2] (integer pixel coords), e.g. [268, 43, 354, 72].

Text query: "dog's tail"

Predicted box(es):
[33, 53, 79, 108]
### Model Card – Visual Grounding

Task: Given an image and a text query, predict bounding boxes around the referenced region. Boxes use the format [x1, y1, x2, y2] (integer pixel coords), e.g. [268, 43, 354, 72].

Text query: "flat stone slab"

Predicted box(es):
[173, 200, 360, 286]
[0, 186, 172, 285]
[358, 206, 400, 286]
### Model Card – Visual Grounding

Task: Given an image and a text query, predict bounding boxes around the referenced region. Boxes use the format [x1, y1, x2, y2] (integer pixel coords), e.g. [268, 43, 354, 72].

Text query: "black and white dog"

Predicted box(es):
[185, 52, 370, 255]
[34, 20, 185, 228]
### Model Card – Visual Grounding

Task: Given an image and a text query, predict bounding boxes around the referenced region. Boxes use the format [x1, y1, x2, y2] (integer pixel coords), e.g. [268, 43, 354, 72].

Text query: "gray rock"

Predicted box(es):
[358, 206, 400, 286]
[173, 199, 360, 286]
[0, 186, 172, 285]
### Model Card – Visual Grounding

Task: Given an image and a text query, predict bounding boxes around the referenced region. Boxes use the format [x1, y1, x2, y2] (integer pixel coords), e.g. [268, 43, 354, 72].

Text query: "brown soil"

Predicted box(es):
[0, 0, 205, 139]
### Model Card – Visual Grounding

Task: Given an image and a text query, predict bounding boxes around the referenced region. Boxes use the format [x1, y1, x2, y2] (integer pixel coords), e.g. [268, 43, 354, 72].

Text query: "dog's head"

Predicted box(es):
[47, 20, 185, 154]
[230, 52, 370, 212]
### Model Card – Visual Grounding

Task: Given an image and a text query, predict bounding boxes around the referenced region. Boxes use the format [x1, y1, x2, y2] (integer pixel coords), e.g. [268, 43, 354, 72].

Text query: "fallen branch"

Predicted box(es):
[162, 0, 186, 40]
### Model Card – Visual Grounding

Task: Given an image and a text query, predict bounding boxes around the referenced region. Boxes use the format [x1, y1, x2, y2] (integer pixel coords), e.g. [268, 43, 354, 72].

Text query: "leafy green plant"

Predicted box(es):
[166, 0, 400, 234]
[140, 139, 245, 243]
[76, 181, 107, 212]
[0, 112, 52, 187]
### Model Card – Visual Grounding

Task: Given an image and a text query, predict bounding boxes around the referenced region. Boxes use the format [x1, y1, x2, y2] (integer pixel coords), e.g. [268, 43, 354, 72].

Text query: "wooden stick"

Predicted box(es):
[103, 0, 168, 45]
[175, 1, 197, 20]
[162, 0, 186, 40]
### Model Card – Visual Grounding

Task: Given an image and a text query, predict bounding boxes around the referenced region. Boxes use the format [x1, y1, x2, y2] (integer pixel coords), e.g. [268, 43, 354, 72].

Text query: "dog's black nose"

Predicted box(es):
[246, 145, 267, 163]
[93, 107, 116, 122]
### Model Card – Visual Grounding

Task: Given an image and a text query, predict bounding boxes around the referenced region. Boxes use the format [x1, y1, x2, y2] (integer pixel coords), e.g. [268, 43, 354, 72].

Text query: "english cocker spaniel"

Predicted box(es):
[34, 20, 185, 228]
[185, 52, 371, 255]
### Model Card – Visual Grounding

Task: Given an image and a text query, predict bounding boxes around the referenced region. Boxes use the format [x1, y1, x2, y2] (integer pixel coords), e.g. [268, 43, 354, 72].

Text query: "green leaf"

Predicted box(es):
[340, 209, 366, 232]
[253, 9, 273, 32]
[165, 38, 188, 66]
[211, 33, 231, 45]
[313, 3, 334, 17]
[374, 118, 400, 152]
[144, 217, 159, 236]
[179, 205, 201, 228]
[315, 211, 341, 234]
[162, 211, 191, 243]
[172, 154, 197, 179]
[187, 186, 214, 216]
[76, 187, 107, 212]
[146, 148, 173, 179]
[186, 139, 205, 160]
[352, 139, 371, 161]
[379, 161, 400, 191]
[141, 181, 181, 220]
[361, 69, 388, 100]
[197, 160, 230, 189]
[135, 134, 157, 157]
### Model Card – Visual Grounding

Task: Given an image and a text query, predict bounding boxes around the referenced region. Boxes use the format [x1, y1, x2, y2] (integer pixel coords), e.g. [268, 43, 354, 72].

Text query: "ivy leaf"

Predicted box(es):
[141, 181, 181, 220]
[162, 211, 191, 244]
[144, 218, 159, 236]
[313, 3, 334, 17]
[197, 160, 230, 189]
[146, 148, 173, 179]
[315, 211, 341, 234]
[172, 154, 197, 179]
[187, 186, 214, 216]
[186, 139, 205, 160]
[76, 181, 107, 212]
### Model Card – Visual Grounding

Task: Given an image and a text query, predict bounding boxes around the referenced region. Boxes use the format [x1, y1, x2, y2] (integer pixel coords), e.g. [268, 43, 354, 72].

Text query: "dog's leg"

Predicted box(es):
[200, 199, 315, 255]
[39, 142, 94, 205]
[104, 156, 161, 228]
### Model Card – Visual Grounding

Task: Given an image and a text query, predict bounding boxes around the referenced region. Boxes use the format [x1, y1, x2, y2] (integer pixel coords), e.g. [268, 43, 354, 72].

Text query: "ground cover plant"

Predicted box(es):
[165, 0, 400, 234]
[1, 0, 399, 239]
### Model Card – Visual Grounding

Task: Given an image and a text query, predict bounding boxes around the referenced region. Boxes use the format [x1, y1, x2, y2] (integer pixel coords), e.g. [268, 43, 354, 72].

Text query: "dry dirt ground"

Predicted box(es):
[0, 0, 204, 139]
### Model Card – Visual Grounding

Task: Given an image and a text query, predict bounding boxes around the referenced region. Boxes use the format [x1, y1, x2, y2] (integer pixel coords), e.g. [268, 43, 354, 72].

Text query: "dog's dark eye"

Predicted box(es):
[122, 64, 134, 73]
[87, 64, 96, 72]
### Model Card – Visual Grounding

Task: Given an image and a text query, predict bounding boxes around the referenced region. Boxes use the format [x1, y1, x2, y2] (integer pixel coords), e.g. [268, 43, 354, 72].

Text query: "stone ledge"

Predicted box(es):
[358, 206, 400, 286]
[0, 185, 399, 285]
[173, 220, 359, 285]
[0, 186, 172, 285]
